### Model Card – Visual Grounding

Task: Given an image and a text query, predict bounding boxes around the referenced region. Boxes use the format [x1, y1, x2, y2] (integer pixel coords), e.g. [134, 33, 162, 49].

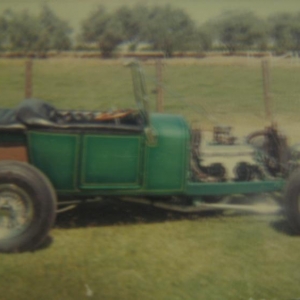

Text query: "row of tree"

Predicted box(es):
[0, 5, 300, 58]
[0, 6, 71, 54]
[208, 10, 300, 54]
[80, 5, 197, 57]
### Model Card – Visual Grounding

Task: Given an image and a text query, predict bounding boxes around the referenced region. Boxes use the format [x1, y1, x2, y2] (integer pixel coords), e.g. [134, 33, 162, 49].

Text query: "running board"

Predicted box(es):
[121, 197, 282, 214]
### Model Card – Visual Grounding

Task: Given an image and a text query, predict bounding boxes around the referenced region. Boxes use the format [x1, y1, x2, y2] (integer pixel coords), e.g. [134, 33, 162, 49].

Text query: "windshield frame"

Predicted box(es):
[128, 61, 150, 126]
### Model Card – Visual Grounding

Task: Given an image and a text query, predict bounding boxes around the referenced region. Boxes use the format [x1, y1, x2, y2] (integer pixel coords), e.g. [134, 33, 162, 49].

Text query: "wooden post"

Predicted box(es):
[25, 59, 33, 98]
[262, 59, 273, 122]
[156, 59, 164, 112]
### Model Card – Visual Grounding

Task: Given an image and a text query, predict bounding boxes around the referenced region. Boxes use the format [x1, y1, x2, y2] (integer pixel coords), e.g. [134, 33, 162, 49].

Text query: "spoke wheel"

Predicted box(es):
[0, 161, 56, 253]
[0, 184, 34, 240]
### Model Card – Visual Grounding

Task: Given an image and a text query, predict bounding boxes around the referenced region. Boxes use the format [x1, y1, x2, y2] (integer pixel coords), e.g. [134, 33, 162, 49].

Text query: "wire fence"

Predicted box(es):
[0, 53, 300, 132]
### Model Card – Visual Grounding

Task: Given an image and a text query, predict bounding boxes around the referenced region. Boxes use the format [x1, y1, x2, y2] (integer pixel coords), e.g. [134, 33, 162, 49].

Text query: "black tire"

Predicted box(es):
[285, 168, 300, 234]
[0, 161, 57, 252]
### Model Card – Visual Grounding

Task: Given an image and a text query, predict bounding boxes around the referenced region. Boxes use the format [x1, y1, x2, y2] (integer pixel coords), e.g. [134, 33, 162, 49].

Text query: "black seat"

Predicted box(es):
[15, 99, 58, 127]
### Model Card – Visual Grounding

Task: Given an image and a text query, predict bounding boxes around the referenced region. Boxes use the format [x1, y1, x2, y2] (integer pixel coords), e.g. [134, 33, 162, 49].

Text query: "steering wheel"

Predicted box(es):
[95, 110, 134, 122]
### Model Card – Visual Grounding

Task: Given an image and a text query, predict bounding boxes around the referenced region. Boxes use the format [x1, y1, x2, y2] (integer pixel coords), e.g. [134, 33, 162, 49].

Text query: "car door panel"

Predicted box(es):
[80, 134, 144, 189]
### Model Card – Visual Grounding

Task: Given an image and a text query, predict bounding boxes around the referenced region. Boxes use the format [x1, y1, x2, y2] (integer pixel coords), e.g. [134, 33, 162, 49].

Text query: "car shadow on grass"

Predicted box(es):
[54, 201, 223, 229]
[54, 198, 296, 239]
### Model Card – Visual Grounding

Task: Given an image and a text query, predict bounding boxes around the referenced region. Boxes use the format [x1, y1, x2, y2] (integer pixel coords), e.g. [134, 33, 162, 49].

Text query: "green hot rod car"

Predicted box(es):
[0, 62, 299, 252]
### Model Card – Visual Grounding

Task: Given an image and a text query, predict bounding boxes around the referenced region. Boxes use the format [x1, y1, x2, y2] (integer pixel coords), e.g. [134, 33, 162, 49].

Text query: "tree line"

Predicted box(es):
[0, 5, 300, 58]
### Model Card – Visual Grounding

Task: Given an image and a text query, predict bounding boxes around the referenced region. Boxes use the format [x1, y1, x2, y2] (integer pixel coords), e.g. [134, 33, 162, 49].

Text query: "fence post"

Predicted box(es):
[261, 59, 273, 123]
[156, 59, 164, 112]
[25, 59, 33, 98]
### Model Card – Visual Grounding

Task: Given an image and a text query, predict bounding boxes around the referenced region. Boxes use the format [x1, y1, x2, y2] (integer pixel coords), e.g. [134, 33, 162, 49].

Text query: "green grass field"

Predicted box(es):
[1, 57, 300, 299]
[1, 0, 300, 34]
[2, 204, 300, 300]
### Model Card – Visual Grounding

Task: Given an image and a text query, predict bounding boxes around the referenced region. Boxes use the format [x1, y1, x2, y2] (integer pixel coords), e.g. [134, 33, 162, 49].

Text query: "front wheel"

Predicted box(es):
[285, 169, 300, 233]
[0, 161, 57, 252]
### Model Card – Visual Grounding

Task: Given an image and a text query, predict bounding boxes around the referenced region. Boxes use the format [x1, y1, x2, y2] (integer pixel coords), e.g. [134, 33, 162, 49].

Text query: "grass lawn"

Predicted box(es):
[1, 204, 300, 300]
[0, 57, 300, 299]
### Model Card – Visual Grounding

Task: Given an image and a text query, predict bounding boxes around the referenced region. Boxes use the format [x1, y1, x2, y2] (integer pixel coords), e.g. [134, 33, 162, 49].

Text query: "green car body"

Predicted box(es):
[1, 107, 284, 200]
[27, 113, 190, 196]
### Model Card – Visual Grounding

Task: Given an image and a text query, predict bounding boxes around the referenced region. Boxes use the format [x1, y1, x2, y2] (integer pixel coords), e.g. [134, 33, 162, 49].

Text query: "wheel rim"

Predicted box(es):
[0, 184, 34, 240]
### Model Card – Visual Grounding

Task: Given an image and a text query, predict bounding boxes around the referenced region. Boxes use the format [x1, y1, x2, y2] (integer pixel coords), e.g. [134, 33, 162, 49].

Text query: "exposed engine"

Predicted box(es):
[191, 125, 291, 183]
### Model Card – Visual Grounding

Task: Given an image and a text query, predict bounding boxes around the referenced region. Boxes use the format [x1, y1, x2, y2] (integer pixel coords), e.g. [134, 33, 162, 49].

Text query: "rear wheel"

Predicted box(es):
[0, 161, 56, 252]
[285, 169, 300, 233]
